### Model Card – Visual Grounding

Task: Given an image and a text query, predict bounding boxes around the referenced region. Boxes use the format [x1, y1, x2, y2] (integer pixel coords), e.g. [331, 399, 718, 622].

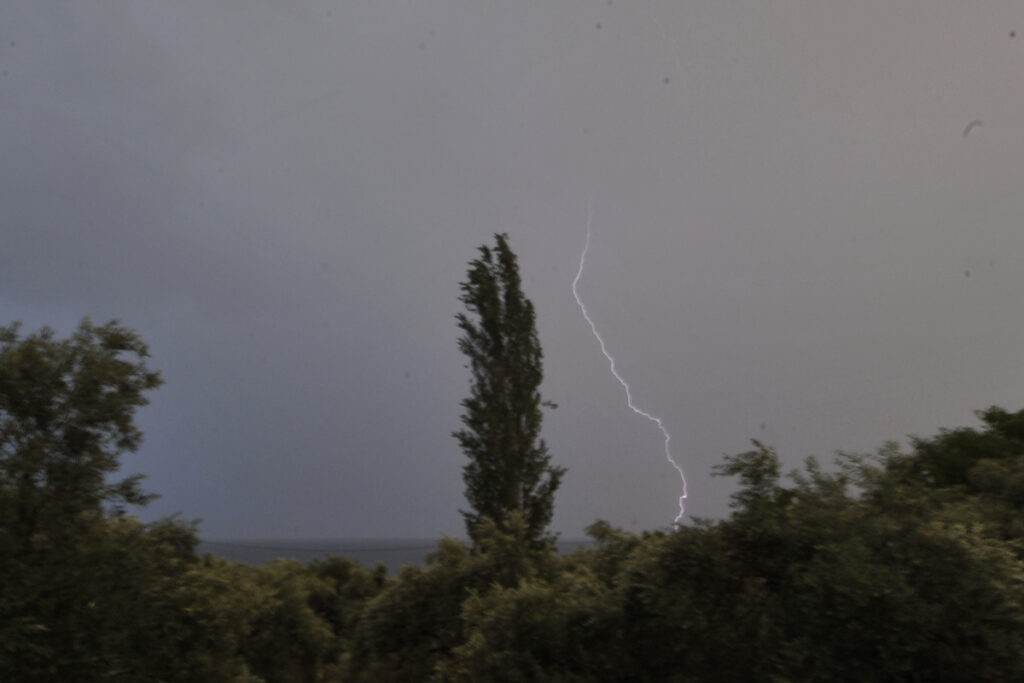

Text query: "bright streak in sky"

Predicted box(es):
[572, 199, 688, 525]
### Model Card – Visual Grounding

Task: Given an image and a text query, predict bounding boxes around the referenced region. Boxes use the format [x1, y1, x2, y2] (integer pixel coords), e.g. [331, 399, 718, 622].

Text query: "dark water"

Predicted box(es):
[199, 538, 594, 575]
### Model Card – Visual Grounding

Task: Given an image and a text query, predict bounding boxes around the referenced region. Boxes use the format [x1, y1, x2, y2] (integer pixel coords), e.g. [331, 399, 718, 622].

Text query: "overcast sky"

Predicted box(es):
[3, 1, 1024, 539]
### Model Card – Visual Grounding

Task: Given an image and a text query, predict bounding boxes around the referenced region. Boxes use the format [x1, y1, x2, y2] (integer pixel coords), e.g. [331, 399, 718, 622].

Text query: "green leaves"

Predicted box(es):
[454, 234, 564, 548]
[712, 440, 783, 511]
[7, 311, 1024, 681]
[0, 318, 162, 555]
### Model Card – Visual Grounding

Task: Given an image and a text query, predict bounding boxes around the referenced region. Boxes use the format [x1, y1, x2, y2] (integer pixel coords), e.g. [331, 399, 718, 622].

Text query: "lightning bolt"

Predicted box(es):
[572, 199, 688, 526]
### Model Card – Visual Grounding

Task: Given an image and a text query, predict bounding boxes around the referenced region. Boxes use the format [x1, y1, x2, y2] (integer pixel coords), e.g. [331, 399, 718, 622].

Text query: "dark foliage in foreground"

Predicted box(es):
[5, 320, 1024, 680]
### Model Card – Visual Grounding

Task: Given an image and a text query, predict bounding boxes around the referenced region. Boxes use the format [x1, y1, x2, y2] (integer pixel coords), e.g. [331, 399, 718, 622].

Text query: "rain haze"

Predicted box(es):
[3, 1, 1024, 540]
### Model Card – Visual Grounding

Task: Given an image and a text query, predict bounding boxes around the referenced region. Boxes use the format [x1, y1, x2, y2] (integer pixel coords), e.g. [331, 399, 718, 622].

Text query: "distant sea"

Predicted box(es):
[199, 538, 595, 575]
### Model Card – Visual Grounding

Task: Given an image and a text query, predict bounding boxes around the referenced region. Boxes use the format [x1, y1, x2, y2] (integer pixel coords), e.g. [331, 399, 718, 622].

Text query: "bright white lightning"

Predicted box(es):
[571, 200, 688, 525]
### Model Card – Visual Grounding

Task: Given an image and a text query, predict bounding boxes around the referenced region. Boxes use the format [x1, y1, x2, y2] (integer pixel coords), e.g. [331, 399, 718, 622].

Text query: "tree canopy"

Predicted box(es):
[454, 233, 564, 547]
[0, 318, 162, 555]
[6, 314, 1024, 681]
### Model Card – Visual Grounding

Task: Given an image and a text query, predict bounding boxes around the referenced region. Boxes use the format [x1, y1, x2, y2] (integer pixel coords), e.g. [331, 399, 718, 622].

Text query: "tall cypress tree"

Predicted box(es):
[454, 233, 564, 547]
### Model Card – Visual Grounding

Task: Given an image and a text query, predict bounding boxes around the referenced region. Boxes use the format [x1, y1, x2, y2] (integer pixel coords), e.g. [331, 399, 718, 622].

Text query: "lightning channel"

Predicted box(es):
[572, 199, 688, 526]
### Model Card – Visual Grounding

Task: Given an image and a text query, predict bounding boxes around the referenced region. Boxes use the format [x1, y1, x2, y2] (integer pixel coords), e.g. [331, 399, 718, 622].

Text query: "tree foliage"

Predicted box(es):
[0, 318, 162, 555]
[7, 315, 1024, 681]
[0, 319, 168, 679]
[454, 233, 564, 547]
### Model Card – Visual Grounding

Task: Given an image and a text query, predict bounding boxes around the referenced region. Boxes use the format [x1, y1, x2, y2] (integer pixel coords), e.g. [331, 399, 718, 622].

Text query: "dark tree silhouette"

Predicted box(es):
[454, 233, 564, 547]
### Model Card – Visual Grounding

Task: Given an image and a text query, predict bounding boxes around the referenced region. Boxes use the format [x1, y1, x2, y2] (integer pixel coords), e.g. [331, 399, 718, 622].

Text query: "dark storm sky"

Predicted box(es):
[3, 1, 1024, 538]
